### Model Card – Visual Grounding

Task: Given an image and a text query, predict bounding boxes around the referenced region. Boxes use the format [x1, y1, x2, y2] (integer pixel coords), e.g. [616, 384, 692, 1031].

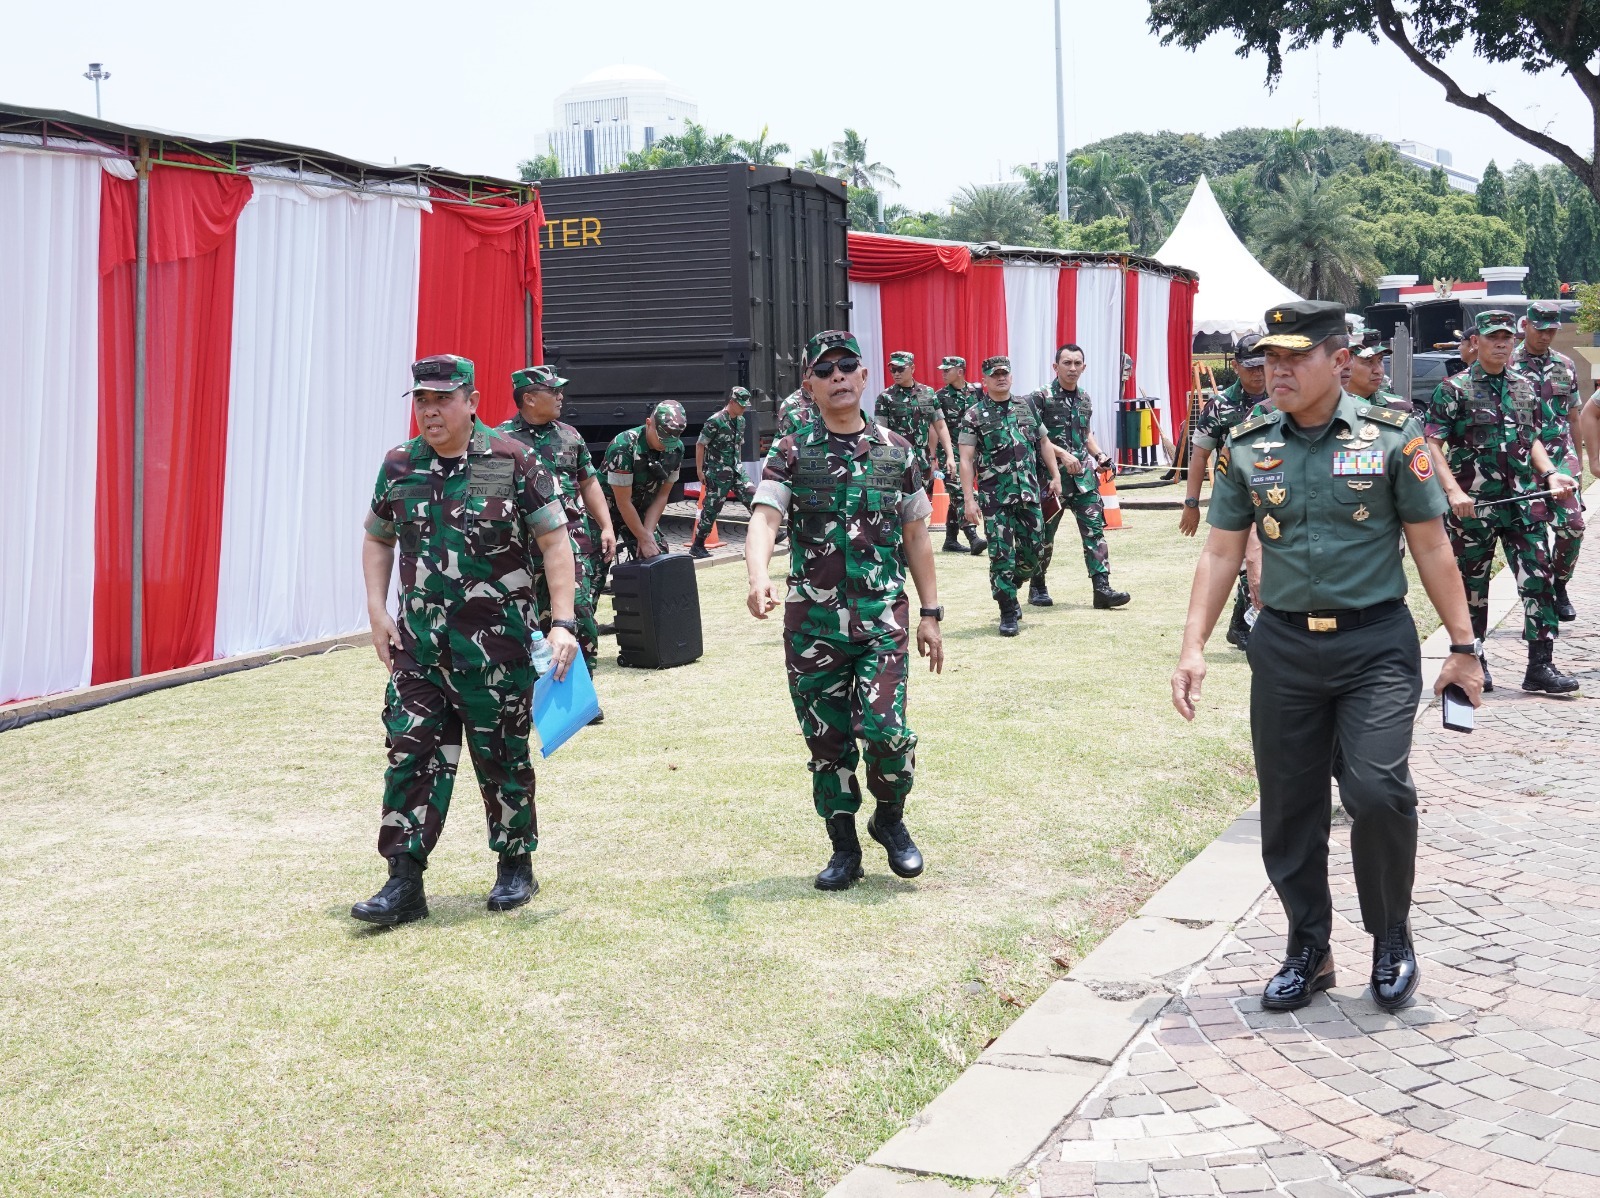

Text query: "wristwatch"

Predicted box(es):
[550, 618, 579, 633]
[1447, 639, 1481, 657]
[1183, 498, 1200, 509]
[920, 606, 945, 622]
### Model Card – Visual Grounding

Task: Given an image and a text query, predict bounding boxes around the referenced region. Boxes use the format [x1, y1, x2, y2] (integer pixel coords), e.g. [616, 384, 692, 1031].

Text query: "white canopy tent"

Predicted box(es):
[1156, 175, 1300, 336]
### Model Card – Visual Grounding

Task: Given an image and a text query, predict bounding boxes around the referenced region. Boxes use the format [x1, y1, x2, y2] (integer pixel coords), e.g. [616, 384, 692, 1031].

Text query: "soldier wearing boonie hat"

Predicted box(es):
[876, 349, 951, 505]
[691, 385, 763, 559]
[604, 400, 687, 561]
[1513, 301, 1585, 620]
[958, 355, 1063, 636]
[352, 353, 578, 927]
[933, 355, 987, 553]
[1421, 308, 1580, 694]
[745, 329, 944, 892]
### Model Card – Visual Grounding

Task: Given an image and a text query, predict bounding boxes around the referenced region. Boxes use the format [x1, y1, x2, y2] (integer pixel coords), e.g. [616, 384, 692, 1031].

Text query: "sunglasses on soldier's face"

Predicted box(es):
[810, 356, 861, 378]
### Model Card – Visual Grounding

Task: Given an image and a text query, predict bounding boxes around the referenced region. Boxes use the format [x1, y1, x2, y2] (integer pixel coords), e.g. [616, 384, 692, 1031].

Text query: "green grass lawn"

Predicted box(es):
[3, 506, 1271, 1197]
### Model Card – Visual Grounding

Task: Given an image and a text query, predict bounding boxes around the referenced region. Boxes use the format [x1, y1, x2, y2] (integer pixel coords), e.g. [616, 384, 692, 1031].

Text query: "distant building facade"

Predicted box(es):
[547, 65, 698, 176]
[1390, 139, 1479, 192]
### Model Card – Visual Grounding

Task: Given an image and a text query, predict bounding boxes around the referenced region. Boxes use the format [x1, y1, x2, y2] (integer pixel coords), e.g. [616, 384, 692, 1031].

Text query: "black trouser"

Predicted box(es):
[1248, 604, 1421, 956]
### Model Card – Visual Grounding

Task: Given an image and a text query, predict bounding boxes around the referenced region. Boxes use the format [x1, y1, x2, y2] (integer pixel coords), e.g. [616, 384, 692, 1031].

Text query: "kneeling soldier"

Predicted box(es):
[745, 330, 945, 890]
[354, 355, 579, 926]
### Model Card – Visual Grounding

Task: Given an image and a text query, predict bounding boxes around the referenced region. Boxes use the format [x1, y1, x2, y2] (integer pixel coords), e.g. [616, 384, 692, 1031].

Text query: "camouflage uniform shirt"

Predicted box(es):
[934, 381, 984, 429]
[775, 388, 818, 439]
[958, 395, 1046, 511]
[1029, 379, 1097, 494]
[496, 414, 597, 521]
[754, 420, 932, 638]
[365, 420, 566, 669]
[699, 408, 746, 471]
[874, 382, 945, 476]
[1420, 363, 1560, 500]
[604, 425, 684, 510]
[1192, 381, 1269, 451]
[1513, 344, 1581, 463]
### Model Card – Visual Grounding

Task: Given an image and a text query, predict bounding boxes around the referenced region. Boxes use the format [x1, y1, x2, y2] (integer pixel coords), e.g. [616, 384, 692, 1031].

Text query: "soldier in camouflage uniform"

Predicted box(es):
[959, 356, 1064, 637]
[605, 401, 686, 559]
[1348, 330, 1412, 413]
[496, 365, 615, 671]
[934, 355, 987, 554]
[1028, 343, 1131, 610]
[875, 351, 950, 497]
[745, 330, 945, 892]
[1515, 301, 1585, 621]
[1421, 310, 1580, 695]
[691, 386, 756, 559]
[352, 355, 579, 927]
[775, 379, 818, 439]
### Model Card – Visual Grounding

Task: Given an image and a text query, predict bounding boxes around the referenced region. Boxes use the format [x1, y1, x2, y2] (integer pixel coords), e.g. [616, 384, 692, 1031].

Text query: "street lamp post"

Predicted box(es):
[84, 63, 110, 118]
[1053, 1, 1069, 223]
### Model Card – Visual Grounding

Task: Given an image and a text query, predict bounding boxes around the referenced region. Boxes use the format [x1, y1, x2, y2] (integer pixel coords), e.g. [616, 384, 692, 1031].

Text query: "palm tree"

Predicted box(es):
[1114, 173, 1175, 253]
[1254, 121, 1334, 192]
[797, 147, 832, 173]
[517, 151, 563, 182]
[663, 122, 739, 166]
[1253, 174, 1380, 305]
[734, 125, 790, 166]
[1211, 173, 1262, 241]
[1068, 152, 1138, 223]
[829, 129, 897, 190]
[947, 184, 1044, 245]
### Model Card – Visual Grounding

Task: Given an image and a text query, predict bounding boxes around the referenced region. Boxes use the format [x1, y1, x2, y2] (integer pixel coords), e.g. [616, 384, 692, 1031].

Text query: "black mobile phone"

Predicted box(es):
[1441, 683, 1475, 733]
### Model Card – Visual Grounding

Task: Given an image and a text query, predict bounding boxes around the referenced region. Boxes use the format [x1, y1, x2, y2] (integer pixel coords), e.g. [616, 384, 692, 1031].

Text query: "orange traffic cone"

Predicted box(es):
[930, 476, 950, 529]
[694, 485, 721, 547]
[1098, 468, 1123, 530]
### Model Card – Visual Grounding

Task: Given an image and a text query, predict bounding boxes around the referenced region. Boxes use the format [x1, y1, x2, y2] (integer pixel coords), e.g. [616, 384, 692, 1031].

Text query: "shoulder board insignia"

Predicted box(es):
[1229, 412, 1275, 440]
[1363, 406, 1409, 428]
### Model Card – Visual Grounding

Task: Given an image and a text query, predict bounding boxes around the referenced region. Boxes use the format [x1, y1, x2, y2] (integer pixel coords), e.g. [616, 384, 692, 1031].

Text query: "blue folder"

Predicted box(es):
[532, 653, 601, 758]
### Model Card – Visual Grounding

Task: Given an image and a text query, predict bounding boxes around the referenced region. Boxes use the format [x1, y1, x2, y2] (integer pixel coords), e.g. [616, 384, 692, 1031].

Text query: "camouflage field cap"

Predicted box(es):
[651, 400, 688, 444]
[1257, 301, 1346, 350]
[939, 355, 966, 371]
[889, 350, 915, 368]
[512, 365, 568, 392]
[1475, 309, 1518, 336]
[1233, 332, 1266, 368]
[1352, 328, 1388, 360]
[981, 355, 1012, 376]
[1526, 301, 1563, 331]
[803, 329, 863, 369]
[409, 354, 474, 395]
[728, 386, 751, 406]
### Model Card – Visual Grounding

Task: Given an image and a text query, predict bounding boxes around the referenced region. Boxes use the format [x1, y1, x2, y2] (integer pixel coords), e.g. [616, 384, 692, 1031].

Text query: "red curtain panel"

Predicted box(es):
[847, 232, 970, 282]
[416, 192, 545, 428]
[961, 262, 1009, 373]
[94, 167, 251, 682]
[1056, 265, 1078, 348]
[1166, 277, 1197, 440]
[1122, 268, 1140, 400]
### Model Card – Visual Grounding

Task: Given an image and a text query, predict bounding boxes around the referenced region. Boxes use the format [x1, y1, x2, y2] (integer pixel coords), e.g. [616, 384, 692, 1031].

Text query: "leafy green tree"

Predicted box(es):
[1368, 210, 1523, 282]
[733, 125, 790, 166]
[1066, 215, 1135, 252]
[517, 152, 563, 182]
[1510, 170, 1544, 237]
[1147, 1, 1600, 208]
[1428, 166, 1450, 196]
[1558, 190, 1600, 283]
[1069, 152, 1139, 222]
[891, 209, 950, 239]
[947, 183, 1044, 244]
[1253, 174, 1381, 303]
[830, 130, 897, 191]
[1115, 173, 1176, 252]
[1476, 160, 1507, 218]
[1254, 120, 1334, 191]
[1014, 162, 1061, 213]
[1525, 182, 1561, 296]
[1575, 282, 1600, 335]
[1211, 171, 1264, 241]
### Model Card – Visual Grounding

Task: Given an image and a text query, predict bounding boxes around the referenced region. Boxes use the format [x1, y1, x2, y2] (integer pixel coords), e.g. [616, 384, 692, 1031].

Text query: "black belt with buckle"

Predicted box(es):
[1265, 598, 1405, 633]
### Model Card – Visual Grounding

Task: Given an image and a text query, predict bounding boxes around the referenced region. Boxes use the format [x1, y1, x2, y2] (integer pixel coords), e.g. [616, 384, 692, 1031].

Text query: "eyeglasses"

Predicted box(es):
[810, 356, 861, 378]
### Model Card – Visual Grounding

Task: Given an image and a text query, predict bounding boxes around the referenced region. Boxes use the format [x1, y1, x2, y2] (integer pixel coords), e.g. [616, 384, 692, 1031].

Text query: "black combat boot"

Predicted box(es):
[1478, 652, 1493, 694]
[688, 536, 711, 560]
[1471, 612, 1492, 692]
[1224, 592, 1251, 650]
[775, 526, 789, 545]
[1554, 580, 1577, 622]
[1522, 640, 1580, 694]
[1261, 944, 1335, 1011]
[1371, 921, 1420, 1010]
[487, 851, 538, 911]
[866, 801, 924, 878]
[965, 523, 988, 554]
[351, 853, 429, 926]
[1091, 576, 1131, 609]
[997, 596, 1021, 637]
[942, 524, 964, 552]
[1028, 572, 1054, 607]
[815, 813, 864, 891]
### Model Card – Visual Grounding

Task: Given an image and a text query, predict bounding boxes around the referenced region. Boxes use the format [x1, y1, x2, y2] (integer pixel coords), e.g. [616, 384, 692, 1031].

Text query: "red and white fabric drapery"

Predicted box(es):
[846, 232, 1193, 456]
[0, 142, 544, 705]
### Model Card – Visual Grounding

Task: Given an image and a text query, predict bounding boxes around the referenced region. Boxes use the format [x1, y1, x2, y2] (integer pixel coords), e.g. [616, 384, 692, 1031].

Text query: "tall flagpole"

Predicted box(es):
[1054, 0, 1069, 222]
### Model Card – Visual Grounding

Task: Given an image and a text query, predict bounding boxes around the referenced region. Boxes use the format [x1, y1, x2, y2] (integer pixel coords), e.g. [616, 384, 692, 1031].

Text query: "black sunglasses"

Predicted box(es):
[810, 355, 861, 378]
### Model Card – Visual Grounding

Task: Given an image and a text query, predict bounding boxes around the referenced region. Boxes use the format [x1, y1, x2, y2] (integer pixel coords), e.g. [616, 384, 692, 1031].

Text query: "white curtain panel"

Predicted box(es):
[848, 280, 883, 417]
[1136, 272, 1173, 460]
[0, 148, 101, 703]
[1002, 264, 1060, 395]
[1074, 266, 1125, 453]
[213, 177, 420, 657]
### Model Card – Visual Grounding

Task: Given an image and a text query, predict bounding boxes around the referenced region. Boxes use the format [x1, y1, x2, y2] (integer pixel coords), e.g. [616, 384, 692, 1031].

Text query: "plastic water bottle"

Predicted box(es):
[529, 629, 555, 678]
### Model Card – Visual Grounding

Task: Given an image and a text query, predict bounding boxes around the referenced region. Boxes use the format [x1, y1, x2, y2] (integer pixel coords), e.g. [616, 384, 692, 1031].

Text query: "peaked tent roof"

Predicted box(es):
[1156, 174, 1300, 336]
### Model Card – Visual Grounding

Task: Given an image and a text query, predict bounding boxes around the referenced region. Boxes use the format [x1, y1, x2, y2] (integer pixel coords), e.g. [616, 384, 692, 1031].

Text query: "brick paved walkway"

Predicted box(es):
[1033, 554, 1600, 1198]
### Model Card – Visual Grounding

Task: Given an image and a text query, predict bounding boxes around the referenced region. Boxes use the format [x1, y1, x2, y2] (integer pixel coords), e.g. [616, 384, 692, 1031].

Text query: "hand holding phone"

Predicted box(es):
[1442, 684, 1475, 733]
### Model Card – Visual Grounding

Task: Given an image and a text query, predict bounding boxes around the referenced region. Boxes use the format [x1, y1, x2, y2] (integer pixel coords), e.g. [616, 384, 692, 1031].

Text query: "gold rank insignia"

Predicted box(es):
[1262, 514, 1282, 540]
[1353, 504, 1370, 522]
[1266, 485, 1286, 505]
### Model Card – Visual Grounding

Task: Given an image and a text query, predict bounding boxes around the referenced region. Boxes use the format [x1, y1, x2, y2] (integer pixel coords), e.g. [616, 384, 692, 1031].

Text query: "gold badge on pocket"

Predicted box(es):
[1266, 486, 1286, 505]
[1262, 515, 1282, 540]
[1353, 504, 1370, 522]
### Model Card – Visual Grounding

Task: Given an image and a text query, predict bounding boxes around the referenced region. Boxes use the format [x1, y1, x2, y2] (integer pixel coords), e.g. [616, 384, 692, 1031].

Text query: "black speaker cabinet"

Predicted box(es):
[611, 553, 703, 669]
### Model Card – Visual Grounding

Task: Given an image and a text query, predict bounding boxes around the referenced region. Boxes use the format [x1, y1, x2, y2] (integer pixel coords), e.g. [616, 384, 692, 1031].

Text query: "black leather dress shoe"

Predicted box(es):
[867, 802, 924, 878]
[486, 852, 538, 911]
[1371, 922, 1420, 1010]
[1261, 945, 1335, 1011]
[351, 854, 429, 926]
[815, 814, 864, 891]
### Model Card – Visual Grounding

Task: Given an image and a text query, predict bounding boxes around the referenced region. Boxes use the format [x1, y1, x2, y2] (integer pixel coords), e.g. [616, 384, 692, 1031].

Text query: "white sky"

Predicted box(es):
[8, 0, 1588, 211]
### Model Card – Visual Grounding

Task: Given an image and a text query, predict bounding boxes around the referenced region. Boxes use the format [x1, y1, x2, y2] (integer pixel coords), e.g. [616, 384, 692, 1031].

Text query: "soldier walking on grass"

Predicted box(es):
[353, 355, 579, 926]
[958, 356, 1063, 637]
[1514, 301, 1585, 622]
[605, 401, 687, 560]
[933, 355, 987, 554]
[744, 330, 944, 891]
[690, 386, 758, 559]
[875, 351, 950, 500]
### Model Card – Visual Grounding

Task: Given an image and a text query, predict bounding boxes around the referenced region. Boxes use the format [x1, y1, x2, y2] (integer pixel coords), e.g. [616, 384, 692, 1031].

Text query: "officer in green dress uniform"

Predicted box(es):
[1172, 301, 1483, 1013]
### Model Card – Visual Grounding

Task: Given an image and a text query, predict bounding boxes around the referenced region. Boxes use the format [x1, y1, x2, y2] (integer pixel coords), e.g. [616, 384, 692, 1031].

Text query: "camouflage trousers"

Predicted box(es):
[1039, 483, 1109, 580]
[784, 620, 917, 819]
[535, 515, 600, 669]
[611, 504, 670, 561]
[1550, 441, 1586, 585]
[378, 658, 537, 862]
[981, 499, 1046, 601]
[695, 467, 755, 541]
[938, 451, 966, 523]
[1447, 509, 1558, 644]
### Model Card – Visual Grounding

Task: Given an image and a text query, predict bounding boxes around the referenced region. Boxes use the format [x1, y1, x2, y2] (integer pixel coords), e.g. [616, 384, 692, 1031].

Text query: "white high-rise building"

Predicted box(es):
[547, 65, 698, 176]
